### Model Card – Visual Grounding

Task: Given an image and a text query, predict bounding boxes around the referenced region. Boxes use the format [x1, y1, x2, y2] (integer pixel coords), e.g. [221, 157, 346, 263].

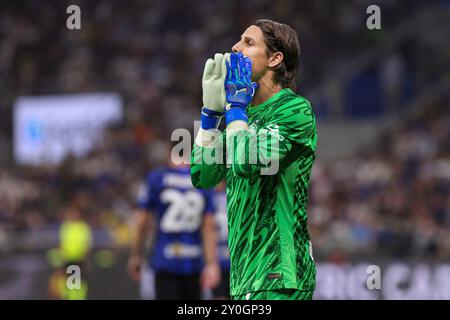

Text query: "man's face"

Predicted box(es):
[231, 25, 269, 81]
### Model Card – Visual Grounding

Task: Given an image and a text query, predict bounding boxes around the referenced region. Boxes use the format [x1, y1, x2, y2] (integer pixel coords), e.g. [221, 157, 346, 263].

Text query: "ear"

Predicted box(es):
[268, 51, 284, 69]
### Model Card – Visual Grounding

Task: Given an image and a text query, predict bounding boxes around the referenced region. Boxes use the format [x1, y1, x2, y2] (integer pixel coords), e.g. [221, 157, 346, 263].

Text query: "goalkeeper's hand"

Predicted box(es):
[224, 52, 258, 125]
[201, 53, 229, 130]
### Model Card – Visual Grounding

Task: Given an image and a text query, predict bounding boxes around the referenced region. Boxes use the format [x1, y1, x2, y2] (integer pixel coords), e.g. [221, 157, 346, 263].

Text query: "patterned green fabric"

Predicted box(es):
[191, 88, 317, 296]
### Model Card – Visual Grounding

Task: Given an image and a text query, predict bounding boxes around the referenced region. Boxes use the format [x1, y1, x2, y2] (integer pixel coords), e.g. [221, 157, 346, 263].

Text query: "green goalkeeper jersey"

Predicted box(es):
[191, 88, 317, 296]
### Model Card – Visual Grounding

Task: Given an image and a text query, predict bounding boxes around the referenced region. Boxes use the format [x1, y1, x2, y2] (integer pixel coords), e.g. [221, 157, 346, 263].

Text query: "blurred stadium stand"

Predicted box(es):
[0, 0, 449, 299]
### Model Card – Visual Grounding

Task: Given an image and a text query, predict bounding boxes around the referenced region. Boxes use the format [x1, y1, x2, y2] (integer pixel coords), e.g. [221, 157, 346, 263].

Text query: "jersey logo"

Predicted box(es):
[260, 123, 285, 141]
[267, 273, 281, 280]
[164, 242, 202, 258]
[249, 123, 258, 134]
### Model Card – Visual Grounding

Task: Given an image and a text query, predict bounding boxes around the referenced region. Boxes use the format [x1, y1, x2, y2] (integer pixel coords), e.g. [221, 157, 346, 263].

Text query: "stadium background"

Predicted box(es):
[0, 0, 449, 299]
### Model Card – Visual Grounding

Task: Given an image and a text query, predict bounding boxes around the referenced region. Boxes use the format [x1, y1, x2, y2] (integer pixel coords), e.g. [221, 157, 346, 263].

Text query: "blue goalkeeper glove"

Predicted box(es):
[201, 53, 229, 130]
[224, 52, 258, 126]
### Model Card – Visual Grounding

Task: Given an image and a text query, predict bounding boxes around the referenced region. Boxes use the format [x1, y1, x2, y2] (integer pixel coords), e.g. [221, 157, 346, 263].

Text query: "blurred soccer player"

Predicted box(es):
[128, 143, 220, 300]
[211, 180, 230, 299]
[192, 19, 317, 300]
[48, 206, 92, 300]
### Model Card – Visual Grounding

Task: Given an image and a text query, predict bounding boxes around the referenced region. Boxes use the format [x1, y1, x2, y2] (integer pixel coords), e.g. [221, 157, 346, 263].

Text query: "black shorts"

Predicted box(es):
[155, 271, 201, 300]
[212, 269, 230, 299]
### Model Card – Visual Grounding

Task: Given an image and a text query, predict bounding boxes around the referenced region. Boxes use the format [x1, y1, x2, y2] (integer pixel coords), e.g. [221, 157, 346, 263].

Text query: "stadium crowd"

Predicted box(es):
[0, 0, 448, 261]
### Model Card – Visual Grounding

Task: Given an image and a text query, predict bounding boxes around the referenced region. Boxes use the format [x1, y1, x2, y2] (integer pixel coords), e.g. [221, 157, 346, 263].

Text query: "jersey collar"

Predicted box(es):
[247, 88, 291, 114]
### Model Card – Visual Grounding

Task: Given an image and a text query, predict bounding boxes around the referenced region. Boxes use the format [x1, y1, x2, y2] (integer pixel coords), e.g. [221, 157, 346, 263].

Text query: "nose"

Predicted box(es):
[232, 41, 241, 53]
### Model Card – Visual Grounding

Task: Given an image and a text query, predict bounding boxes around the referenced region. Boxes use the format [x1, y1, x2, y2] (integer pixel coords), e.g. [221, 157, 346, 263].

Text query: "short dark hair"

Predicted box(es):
[253, 19, 301, 91]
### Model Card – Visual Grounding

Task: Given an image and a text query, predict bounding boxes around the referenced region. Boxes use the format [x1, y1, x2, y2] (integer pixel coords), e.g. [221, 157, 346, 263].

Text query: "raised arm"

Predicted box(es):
[191, 53, 229, 189]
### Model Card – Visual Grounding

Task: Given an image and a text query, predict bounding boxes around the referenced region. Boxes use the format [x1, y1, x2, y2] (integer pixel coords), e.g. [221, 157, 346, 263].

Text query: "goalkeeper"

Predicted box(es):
[191, 19, 317, 300]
